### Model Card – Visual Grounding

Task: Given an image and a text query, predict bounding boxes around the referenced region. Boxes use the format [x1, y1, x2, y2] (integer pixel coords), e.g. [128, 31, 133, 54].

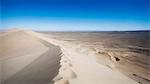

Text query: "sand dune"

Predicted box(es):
[41, 31, 149, 84]
[0, 29, 61, 84]
[0, 29, 149, 84]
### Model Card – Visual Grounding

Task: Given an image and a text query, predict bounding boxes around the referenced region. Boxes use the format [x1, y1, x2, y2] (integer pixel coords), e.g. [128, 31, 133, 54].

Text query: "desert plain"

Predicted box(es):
[0, 29, 149, 84]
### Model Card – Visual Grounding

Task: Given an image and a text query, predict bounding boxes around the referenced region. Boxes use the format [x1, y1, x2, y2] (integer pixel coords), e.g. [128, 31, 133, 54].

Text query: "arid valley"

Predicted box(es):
[0, 29, 149, 84]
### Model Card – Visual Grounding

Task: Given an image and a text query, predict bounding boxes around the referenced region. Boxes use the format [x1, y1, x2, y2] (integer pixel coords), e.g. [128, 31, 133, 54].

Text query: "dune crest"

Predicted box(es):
[0, 29, 61, 84]
[25, 30, 140, 84]
[0, 29, 149, 84]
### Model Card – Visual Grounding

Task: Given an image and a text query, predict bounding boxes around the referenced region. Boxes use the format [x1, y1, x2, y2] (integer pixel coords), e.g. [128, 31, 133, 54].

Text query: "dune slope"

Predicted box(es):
[42, 31, 149, 84]
[0, 29, 61, 84]
[0, 29, 149, 84]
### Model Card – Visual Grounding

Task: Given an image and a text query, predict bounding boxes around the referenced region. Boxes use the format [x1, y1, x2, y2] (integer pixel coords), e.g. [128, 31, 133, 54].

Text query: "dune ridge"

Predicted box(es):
[42, 31, 149, 84]
[0, 29, 61, 84]
[25, 30, 141, 84]
[0, 29, 149, 84]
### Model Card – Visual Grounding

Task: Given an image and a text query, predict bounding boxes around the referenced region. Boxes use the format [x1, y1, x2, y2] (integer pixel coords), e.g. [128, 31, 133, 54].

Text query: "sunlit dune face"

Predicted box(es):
[0, 30, 62, 84]
[0, 30, 48, 59]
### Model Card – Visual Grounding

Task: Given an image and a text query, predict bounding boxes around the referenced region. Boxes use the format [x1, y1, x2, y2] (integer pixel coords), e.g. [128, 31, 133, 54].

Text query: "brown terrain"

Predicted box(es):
[41, 31, 150, 84]
[0, 29, 149, 84]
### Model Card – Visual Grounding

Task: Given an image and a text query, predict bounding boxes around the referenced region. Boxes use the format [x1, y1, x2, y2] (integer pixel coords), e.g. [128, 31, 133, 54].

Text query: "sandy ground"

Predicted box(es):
[0, 29, 61, 84]
[41, 31, 149, 84]
[0, 29, 149, 84]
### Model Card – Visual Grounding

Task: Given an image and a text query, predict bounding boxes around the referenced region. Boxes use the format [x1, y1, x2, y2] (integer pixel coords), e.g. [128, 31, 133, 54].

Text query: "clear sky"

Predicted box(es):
[0, 0, 149, 31]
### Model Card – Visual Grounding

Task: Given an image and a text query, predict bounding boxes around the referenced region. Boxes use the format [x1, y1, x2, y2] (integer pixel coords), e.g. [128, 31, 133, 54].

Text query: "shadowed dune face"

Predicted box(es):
[0, 30, 62, 84]
[0, 30, 149, 84]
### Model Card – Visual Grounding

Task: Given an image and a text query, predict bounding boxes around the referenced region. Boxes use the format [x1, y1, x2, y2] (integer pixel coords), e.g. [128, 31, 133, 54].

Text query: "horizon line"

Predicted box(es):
[0, 28, 149, 32]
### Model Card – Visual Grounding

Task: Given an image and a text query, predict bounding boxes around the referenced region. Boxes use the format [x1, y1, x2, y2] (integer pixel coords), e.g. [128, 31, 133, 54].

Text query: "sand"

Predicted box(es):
[0, 29, 61, 84]
[42, 31, 150, 84]
[0, 29, 149, 84]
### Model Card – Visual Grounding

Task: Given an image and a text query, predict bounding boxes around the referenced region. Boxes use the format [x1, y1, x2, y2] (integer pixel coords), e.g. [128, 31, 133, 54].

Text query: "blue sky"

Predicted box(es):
[0, 0, 149, 31]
